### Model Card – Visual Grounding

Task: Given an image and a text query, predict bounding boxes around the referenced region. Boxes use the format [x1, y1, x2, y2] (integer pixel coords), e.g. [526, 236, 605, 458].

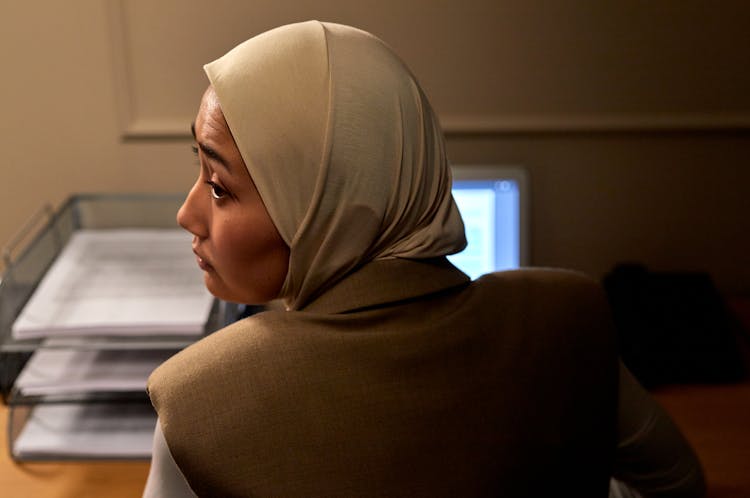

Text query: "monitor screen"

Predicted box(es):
[447, 165, 529, 280]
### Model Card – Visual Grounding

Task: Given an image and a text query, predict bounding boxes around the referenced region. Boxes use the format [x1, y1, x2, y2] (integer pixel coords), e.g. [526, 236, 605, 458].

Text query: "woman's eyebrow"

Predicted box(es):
[190, 122, 232, 173]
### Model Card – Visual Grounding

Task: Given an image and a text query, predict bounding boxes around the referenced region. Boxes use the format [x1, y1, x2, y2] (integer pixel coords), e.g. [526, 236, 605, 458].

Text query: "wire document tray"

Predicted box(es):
[0, 194, 240, 461]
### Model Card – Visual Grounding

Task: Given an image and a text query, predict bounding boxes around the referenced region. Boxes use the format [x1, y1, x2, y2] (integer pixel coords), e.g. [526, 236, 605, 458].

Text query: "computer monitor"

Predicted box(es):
[447, 165, 529, 280]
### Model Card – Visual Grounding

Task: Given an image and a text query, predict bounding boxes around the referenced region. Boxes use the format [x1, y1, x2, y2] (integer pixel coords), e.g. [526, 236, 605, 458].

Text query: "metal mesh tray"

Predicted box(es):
[0, 194, 239, 401]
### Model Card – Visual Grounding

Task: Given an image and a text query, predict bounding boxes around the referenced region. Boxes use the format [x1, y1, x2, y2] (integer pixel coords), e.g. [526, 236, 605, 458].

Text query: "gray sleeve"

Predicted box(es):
[613, 362, 707, 498]
[143, 418, 199, 498]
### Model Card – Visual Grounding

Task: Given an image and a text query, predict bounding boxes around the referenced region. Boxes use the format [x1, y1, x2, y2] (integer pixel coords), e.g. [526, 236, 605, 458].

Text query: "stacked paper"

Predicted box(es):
[14, 346, 178, 397]
[7, 227, 211, 460]
[13, 403, 157, 459]
[11, 229, 214, 339]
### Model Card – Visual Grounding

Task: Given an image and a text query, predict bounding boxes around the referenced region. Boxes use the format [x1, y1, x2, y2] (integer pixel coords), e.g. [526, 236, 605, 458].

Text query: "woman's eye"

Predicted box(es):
[206, 181, 227, 200]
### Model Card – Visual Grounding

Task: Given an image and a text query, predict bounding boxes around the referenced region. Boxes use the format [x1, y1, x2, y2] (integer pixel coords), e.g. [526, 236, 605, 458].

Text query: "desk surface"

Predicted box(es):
[0, 403, 149, 498]
[652, 380, 750, 498]
[1, 382, 749, 498]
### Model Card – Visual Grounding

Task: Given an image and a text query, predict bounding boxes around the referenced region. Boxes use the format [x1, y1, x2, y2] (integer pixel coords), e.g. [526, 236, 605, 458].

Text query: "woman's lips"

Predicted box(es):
[194, 250, 213, 271]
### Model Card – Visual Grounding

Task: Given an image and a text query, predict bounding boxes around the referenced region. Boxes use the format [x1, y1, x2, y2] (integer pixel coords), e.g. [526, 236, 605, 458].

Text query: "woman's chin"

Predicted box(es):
[203, 272, 280, 306]
[203, 274, 228, 301]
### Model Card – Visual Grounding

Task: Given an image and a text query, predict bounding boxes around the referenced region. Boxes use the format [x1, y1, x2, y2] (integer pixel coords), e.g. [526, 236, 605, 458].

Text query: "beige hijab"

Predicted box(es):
[205, 21, 466, 310]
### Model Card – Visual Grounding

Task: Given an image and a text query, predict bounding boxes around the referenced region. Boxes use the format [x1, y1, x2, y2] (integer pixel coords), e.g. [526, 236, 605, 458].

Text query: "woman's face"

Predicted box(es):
[177, 87, 290, 304]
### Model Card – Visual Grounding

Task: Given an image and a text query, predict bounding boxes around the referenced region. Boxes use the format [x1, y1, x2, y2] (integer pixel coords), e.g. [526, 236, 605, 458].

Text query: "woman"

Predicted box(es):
[145, 21, 705, 497]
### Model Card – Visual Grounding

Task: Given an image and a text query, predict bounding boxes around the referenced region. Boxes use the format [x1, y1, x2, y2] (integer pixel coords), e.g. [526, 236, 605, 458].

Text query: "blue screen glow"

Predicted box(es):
[447, 179, 520, 280]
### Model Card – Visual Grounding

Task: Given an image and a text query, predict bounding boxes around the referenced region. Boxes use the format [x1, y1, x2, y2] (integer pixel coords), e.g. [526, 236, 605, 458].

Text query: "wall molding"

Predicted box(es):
[120, 113, 750, 140]
[107, 1, 750, 139]
[107, 0, 137, 138]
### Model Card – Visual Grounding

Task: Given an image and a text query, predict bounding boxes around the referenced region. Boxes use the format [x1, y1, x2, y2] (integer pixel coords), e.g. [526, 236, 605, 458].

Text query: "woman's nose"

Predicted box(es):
[177, 182, 208, 239]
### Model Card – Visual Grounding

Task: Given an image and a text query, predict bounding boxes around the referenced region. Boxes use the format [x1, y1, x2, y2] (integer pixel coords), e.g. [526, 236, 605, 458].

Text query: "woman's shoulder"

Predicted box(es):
[477, 266, 598, 286]
[472, 267, 606, 304]
[466, 268, 615, 345]
[147, 311, 288, 395]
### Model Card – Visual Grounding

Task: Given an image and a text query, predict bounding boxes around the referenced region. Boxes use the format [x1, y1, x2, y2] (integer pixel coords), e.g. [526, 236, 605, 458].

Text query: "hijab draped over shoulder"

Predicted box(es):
[204, 21, 466, 310]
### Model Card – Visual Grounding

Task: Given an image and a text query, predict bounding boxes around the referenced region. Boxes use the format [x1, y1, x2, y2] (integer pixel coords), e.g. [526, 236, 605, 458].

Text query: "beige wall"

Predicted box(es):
[1, 1, 749, 293]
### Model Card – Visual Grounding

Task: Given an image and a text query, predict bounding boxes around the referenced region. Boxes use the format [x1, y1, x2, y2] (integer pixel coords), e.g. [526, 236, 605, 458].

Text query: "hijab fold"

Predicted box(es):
[204, 21, 466, 310]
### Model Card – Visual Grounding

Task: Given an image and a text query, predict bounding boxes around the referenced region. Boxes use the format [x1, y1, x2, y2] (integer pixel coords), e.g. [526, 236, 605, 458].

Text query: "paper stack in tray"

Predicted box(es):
[12, 403, 157, 459]
[12, 228, 213, 339]
[8, 228, 212, 459]
[14, 345, 178, 397]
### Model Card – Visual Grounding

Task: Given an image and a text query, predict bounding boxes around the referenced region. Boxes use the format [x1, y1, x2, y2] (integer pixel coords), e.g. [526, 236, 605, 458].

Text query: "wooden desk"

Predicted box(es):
[653, 380, 750, 498]
[0, 404, 149, 498]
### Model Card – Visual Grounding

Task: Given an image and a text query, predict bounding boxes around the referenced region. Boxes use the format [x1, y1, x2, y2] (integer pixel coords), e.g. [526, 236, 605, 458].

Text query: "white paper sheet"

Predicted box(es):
[11, 229, 213, 339]
[14, 347, 178, 396]
[13, 403, 157, 459]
